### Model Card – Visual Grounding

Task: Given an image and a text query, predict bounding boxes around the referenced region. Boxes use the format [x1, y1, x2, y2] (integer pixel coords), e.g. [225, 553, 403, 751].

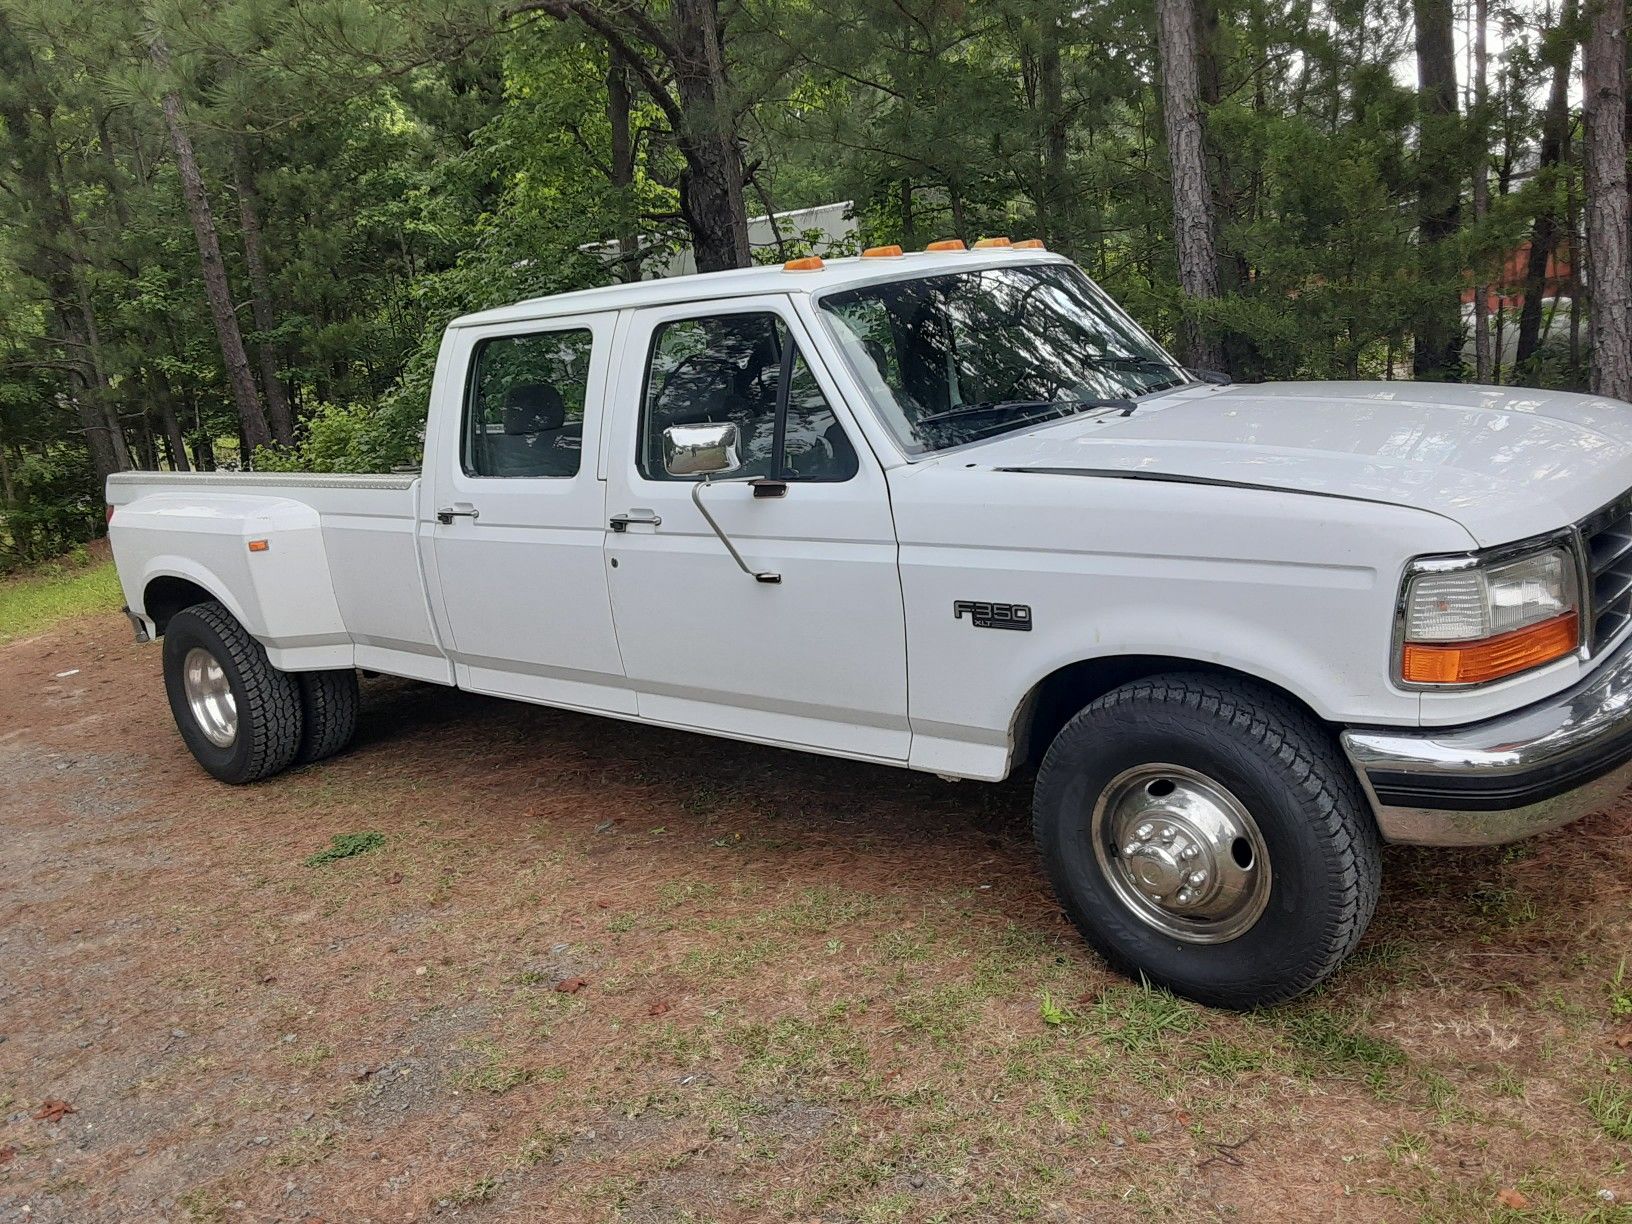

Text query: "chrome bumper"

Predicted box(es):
[1341, 635, 1632, 846]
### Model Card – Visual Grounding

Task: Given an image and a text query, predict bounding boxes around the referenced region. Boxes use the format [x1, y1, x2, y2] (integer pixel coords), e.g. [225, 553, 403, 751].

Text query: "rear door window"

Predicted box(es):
[463, 328, 592, 478]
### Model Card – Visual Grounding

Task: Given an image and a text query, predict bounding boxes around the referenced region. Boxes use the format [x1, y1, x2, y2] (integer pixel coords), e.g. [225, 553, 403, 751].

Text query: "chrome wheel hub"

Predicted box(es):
[182, 647, 237, 748]
[1092, 764, 1271, 943]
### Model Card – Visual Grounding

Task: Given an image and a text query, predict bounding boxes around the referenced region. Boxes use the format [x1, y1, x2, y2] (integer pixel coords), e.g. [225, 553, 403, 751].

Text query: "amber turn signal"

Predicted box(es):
[1401, 611, 1579, 685]
[925, 239, 966, 251]
[247, 539, 270, 553]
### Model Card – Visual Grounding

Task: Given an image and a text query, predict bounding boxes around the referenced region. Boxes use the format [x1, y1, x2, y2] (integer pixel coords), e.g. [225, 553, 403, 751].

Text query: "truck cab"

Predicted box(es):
[108, 245, 1632, 1007]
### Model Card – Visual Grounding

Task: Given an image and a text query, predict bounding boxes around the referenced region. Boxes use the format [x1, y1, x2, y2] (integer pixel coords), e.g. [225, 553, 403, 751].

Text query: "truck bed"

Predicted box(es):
[106, 470, 452, 684]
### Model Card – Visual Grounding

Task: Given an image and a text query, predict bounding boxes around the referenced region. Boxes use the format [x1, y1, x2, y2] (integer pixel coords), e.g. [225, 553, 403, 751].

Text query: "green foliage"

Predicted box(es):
[1, 450, 104, 570]
[303, 831, 386, 867]
[0, 0, 1594, 522]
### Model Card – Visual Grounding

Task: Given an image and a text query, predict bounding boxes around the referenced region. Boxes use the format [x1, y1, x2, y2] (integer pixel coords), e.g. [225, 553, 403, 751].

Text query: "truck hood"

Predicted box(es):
[958, 380, 1632, 547]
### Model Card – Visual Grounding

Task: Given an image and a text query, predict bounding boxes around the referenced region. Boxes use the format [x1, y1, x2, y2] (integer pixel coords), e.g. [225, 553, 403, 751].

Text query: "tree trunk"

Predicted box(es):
[152, 374, 191, 472]
[1156, 0, 1225, 371]
[606, 51, 642, 282]
[149, 34, 273, 457]
[1517, 0, 1578, 368]
[1038, 9, 1068, 246]
[0, 436, 14, 508]
[233, 147, 294, 443]
[53, 305, 124, 485]
[1412, 0, 1463, 380]
[669, 0, 750, 272]
[1472, 0, 1493, 381]
[1584, 0, 1631, 398]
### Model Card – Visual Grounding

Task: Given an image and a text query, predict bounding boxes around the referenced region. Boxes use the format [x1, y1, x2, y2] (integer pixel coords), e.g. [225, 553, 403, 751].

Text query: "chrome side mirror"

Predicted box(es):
[663, 422, 741, 478]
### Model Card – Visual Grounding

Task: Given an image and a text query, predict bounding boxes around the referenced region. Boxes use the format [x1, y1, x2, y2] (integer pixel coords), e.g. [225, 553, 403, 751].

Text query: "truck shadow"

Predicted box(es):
[343, 675, 1632, 995]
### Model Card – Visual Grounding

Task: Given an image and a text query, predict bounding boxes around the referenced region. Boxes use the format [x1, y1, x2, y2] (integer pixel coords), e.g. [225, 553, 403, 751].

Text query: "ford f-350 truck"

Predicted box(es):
[107, 244, 1632, 1007]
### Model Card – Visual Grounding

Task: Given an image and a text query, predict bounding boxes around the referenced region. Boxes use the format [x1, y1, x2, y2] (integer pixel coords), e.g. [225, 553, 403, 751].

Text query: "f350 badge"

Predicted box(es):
[953, 600, 1032, 631]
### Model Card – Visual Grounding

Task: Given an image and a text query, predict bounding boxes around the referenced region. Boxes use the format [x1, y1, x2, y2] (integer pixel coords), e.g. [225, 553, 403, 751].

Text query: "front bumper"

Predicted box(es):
[1341, 634, 1632, 846]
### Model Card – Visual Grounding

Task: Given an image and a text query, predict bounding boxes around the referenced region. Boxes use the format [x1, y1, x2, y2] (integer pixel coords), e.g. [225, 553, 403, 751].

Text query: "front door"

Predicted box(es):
[428, 312, 633, 714]
[603, 297, 910, 760]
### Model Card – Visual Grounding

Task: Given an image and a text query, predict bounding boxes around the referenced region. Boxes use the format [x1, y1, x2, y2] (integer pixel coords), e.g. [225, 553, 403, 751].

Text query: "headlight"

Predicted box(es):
[1398, 544, 1580, 685]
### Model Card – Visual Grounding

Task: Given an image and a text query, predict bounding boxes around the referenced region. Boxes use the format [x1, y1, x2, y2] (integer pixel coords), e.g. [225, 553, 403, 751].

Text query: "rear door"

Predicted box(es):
[601, 296, 910, 760]
[427, 313, 632, 713]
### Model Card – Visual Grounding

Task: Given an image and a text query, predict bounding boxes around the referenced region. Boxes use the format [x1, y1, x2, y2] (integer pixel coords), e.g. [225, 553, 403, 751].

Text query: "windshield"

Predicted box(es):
[817, 263, 1188, 454]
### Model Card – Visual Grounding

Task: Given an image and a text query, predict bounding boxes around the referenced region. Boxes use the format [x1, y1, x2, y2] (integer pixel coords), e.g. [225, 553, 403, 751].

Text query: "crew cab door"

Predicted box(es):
[426, 313, 633, 713]
[603, 297, 910, 760]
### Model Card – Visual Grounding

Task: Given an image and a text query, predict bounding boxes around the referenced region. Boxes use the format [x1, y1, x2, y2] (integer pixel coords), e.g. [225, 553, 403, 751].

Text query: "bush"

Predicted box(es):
[1, 449, 103, 573]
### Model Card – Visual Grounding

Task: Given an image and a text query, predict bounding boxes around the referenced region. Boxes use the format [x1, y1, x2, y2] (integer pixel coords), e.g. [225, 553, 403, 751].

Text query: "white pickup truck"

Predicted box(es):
[108, 244, 1632, 1007]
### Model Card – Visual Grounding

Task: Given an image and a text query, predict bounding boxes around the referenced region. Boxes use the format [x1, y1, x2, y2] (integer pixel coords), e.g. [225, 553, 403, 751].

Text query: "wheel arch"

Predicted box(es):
[140, 561, 252, 637]
[1010, 654, 1337, 772]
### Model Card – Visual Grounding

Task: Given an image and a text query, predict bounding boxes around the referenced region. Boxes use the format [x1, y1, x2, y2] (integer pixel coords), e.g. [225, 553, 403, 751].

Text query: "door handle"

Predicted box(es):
[436, 504, 480, 525]
[609, 510, 662, 532]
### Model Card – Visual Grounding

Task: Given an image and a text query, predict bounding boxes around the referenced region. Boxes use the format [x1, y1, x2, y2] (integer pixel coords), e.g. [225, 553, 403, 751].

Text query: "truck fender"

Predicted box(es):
[118, 493, 351, 670]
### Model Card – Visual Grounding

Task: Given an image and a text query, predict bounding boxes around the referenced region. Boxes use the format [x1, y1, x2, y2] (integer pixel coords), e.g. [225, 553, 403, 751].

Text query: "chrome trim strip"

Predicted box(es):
[106, 471, 415, 492]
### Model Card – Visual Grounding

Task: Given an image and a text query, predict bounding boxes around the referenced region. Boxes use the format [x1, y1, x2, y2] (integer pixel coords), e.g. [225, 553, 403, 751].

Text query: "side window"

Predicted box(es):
[639, 312, 859, 482]
[463, 328, 592, 478]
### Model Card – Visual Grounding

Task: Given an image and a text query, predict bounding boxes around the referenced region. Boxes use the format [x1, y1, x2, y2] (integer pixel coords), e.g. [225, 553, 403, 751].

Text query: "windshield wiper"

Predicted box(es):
[1086, 353, 1231, 389]
[917, 396, 1133, 428]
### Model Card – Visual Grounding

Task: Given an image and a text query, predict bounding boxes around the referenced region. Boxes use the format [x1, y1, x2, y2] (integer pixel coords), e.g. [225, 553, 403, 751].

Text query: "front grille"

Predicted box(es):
[1580, 490, 1632, 652]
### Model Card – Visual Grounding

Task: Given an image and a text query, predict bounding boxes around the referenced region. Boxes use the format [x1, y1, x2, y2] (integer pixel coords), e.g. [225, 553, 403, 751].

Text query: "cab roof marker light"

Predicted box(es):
[1012, 238, 1046, 250]
[861, 244, 904, 258]
[925, 239, 966, 252]
[972, 237, 1012, 249]
[782, 256, 825, 271]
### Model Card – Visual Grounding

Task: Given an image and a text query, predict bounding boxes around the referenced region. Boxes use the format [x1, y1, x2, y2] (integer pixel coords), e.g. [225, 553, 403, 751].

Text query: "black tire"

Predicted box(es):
[1033, 673, 1382, 1009]
[162, 601, 303, 785]
[294, 669, 360, 765]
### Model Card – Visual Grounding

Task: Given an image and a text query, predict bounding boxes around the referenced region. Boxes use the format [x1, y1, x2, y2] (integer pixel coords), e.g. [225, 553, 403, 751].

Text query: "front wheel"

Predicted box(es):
[1033, 673, 1382, 1009]
[162, 601, 303, 784]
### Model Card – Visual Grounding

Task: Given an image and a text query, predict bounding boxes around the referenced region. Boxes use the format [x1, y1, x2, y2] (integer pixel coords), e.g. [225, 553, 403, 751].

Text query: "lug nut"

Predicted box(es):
[1175, 889, 1194, 905]
[1123, 842, 1139, 857]
[1160, 828, 1176, 843]
[1188, 870, 1208, 886]
[1135, 823, 1154, 841]
[1182, 846, 1199, 860]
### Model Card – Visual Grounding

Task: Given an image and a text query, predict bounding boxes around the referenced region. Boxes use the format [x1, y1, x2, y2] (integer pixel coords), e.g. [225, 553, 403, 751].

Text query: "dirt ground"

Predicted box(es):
[2, 608, 1631, 1223]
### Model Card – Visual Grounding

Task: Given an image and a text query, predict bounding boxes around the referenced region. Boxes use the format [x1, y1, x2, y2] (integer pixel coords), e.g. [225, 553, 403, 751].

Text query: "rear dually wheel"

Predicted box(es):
[162, 601, 303, 785]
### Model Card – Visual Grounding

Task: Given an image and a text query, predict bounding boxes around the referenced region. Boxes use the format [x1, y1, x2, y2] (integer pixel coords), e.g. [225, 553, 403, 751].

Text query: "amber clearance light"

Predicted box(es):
[1400, 611, 1579, 685]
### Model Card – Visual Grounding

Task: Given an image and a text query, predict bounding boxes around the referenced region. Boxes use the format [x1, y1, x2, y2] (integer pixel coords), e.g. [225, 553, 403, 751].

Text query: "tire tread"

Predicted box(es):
[295, 670, 360, 765]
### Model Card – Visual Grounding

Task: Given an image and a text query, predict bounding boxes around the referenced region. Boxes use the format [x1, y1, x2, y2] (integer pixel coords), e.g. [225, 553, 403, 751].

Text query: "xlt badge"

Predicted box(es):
[953, 600, 1032, 631]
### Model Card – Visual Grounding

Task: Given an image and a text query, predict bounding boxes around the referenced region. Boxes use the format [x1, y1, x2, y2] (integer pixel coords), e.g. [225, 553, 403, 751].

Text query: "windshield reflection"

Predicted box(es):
[818, 263, 1187, 454]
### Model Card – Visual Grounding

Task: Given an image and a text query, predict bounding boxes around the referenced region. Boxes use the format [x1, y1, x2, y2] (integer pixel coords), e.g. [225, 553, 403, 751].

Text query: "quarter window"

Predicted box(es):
[463, 328, 592, 478]
[639, 312, 858, 482]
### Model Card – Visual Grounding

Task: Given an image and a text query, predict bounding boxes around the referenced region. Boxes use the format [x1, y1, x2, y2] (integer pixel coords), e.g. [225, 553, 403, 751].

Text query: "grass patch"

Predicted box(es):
[303, 831, 385, 867]
[1609, 957, 1632, 1020]
[271, 1125, 336, 1168]
[453, 1039, 537, 1095]
[1082, 984, 1198, 1054]
[449, 1174, 501, 1205]
[1585, 1068, 1632, 1142]
[0, 555, 121, 643]
[1272, 1005, 1407, 1087]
